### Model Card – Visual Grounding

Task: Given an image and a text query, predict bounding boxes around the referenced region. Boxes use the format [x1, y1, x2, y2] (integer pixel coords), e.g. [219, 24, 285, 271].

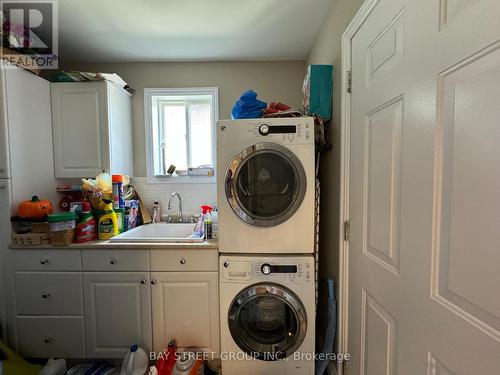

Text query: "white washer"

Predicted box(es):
[220, 255, 315, 375]
[217, 118, 315, 253]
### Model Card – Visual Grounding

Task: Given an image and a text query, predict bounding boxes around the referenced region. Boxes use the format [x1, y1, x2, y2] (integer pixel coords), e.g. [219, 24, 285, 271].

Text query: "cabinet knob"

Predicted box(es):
[223, 261, 230, 268]
[180, 258, 186, 265]
[140, 279, 147, 285]
[40, 258, 49, 265]
[41, 292, 51, 299]
[151, 279, 157, 285]
[110, 258, 117, 265]
[43, 337, 53, 344]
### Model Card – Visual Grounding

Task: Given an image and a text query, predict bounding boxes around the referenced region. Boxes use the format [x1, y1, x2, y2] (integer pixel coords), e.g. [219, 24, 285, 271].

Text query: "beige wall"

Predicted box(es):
[306, 0, 364, 331]
[65, 61, 306, 176]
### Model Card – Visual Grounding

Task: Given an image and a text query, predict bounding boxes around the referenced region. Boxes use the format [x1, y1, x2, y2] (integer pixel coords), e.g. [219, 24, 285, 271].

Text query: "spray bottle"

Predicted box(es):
[201, 205, 213, 240]
[152, 200, 161, 223]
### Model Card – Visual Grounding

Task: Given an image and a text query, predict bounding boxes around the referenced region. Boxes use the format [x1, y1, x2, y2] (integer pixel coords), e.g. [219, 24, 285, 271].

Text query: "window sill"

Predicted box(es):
[147, 175, 216, 184]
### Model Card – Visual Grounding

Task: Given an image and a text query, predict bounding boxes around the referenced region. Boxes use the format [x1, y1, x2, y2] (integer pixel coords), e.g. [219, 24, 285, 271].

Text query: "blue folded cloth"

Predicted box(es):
[231, 90, 267, 119]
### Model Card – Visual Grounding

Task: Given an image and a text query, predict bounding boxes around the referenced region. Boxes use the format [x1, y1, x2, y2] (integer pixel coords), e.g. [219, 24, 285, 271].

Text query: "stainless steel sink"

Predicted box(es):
[110, 223, 203, 243]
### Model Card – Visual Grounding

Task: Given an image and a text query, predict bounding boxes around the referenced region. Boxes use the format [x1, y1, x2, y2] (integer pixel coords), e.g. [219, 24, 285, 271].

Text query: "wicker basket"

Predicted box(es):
[11, 232, 50, 245]
[1, 47, 41, 75]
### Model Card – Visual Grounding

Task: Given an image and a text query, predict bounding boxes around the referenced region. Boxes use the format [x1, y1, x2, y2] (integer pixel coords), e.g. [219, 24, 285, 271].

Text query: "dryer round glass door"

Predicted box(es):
[225, 142, 306, 227]
[228, 283, 307, 361]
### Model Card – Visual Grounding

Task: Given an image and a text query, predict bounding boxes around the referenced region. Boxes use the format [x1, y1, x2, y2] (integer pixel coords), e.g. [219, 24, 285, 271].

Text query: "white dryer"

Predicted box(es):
[217, 118, 315, 253]
[219, 255, 315, 375]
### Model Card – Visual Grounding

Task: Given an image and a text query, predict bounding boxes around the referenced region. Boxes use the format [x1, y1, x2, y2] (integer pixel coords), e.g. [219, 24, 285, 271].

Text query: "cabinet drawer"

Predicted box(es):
[150, 250, 218, 272]
[82, 250, 149, 271]
[13, 250, 81, 271]
[17, 316, 85, 358]
[15, 272, 83, 315]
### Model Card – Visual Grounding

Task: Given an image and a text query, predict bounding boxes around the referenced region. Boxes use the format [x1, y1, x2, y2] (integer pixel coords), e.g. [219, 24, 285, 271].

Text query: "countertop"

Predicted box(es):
[9, 239, 218, 250]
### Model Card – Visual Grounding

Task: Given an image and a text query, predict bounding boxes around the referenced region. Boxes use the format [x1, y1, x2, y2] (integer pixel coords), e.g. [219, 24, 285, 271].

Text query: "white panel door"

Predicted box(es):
[83, 272, 152, 357]
[51, 82, 109, 178]
[151, 272, 219, 353]
[347, 0, 500, 373]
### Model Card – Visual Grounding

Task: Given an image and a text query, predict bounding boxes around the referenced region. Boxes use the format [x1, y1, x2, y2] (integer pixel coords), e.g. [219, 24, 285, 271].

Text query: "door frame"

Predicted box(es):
[338, 0, 382, 374]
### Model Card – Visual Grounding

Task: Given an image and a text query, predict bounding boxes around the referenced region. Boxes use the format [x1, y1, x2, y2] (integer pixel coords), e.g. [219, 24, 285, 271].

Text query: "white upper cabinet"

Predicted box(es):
[51, 81, 133, 178]
[0, 68, 10, 179]
[3, 66, 58, 206]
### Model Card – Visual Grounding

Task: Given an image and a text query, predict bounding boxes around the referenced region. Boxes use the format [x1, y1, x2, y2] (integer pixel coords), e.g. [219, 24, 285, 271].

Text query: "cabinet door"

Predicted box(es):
[107, 83, 133, 176]
[51, 82, 109, 178]
[151, 272, 219, 354]
[0, 68, 9, 178]
[83, 272, 151, 357]
[0, 180, 12, 343]
[5, 67, 56, 206]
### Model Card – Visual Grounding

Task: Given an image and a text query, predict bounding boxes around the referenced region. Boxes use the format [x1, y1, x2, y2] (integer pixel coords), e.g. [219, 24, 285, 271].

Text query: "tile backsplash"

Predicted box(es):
[131, 177, 217, 217]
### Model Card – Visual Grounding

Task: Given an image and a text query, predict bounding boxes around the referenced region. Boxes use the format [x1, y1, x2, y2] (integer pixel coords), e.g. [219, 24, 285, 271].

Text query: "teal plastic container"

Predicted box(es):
[302, 64, 333, 119]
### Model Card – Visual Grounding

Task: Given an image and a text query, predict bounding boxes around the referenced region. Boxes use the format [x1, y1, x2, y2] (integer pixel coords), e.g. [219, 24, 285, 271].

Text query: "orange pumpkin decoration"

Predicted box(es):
[17, 196, 54, 219]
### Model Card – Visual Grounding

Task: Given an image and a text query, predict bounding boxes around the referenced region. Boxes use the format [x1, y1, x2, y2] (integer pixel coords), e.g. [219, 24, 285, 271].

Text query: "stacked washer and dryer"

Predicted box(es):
[217, 117, 316, 375]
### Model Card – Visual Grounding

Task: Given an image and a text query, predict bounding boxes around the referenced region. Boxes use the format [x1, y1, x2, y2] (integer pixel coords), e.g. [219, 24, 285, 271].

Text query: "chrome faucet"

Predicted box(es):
[167, 192, 183, 222]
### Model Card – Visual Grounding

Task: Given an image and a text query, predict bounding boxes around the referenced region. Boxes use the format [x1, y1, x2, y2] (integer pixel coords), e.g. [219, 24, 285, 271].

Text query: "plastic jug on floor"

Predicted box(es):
[121, 345, 149, 375]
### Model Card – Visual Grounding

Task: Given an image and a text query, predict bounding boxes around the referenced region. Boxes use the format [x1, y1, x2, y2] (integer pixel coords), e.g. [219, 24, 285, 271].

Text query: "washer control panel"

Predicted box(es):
[221, 257, 314, 283]
[253, 261, 313, 283]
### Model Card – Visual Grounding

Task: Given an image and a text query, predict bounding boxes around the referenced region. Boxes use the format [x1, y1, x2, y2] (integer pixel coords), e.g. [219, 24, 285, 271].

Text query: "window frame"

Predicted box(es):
[144, 87, 218, 184]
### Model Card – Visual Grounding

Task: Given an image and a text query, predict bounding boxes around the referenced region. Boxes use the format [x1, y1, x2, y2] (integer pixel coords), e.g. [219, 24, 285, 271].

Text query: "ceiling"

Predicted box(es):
[58, 0, 333, 63]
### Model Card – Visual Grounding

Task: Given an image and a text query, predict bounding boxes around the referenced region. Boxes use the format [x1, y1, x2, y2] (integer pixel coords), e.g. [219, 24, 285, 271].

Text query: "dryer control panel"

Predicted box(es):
[221, 256, 314, 283]
[253, 122, 312, 144]
[217, 118, 314, 146]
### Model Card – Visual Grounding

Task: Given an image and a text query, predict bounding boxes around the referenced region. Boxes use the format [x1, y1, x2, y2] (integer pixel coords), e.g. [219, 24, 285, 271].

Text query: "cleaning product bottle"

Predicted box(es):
[152, 200, 161, 223]
[120, 344, 148, 375]
[193, 213, 205, 238]
[75, 202, 97, 243]
[112, 174, 124, 209]
[38, 358, 67, 375]
[115, 207, 125, 234]
[155, 340, 177, 375]
[201, 205, 213, 240]
[211, 206, 218, 239]
[98, 199, 119, 240]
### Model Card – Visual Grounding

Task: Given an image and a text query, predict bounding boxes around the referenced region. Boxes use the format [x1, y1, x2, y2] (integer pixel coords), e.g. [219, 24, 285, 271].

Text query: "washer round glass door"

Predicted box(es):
[225, 142, 306, 227]
[228, 283, 307, 361]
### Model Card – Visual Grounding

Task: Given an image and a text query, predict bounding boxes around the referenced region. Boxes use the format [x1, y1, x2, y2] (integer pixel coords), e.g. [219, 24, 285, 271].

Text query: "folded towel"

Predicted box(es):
[231, 90, 267, 119]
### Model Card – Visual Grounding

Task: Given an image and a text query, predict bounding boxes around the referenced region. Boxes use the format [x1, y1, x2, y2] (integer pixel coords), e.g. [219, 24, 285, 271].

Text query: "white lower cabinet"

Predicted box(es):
[151, 272, 219, 353]
[12, 248, 219, 359]
[83, 272, 152, 358]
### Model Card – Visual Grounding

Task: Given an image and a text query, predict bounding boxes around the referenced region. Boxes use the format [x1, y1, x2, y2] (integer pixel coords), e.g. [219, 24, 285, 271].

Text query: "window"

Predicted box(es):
[145, 87, 218, 181]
